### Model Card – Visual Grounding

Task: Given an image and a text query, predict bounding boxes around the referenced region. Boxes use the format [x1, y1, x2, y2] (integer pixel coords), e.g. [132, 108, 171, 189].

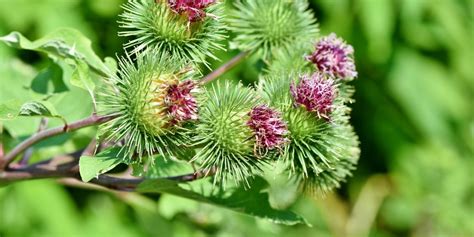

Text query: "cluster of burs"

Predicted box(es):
[101, 0, 360, 193]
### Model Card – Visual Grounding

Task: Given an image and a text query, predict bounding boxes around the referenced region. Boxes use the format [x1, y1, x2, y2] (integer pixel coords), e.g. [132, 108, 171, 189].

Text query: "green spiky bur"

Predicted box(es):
[228, 0, 319, 59]
[192, 81, 264, 187]
[98, 51, 197, 162]
[258, 73, 360, 193]
[119, 0, 226, 67]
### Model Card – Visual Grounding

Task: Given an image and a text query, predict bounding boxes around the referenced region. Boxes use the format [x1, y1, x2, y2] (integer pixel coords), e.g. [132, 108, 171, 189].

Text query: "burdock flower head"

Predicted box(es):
[120, 0, 225, 66]
[165, 80, 199, 124]
[290, 73, 337, 119]
[99, 52, 199, 160]
[306, 33, 357, 80]
[167, 0, 216, 22]
[192, 81, 266, 187]
[247, 105, 288, 151]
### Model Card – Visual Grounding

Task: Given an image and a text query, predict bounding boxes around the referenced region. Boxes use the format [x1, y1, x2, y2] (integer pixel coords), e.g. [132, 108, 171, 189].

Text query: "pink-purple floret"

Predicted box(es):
[306, 33, 357, 80]
[166, 80, 199, 124]
[290, 73, 336, 119]
[167, 0, 216, 22]
[247, 105, 288, 149]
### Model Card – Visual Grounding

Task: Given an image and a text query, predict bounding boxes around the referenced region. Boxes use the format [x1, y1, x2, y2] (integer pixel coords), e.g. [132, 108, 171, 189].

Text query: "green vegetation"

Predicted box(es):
[0, 0, 472, 236]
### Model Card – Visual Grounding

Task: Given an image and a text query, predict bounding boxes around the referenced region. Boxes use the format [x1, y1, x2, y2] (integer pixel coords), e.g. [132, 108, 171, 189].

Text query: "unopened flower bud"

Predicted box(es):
[290, 73, 337, 119]
[247, 105, 288, 150]
[165, 80, 199, 124]
[306, 33, 357, 80]
[168, 0, 216, 22]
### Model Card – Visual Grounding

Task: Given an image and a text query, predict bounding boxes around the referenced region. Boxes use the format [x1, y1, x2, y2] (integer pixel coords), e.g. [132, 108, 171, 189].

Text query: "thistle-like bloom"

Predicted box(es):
[99, 52, 199, 160]
[306, 33, 357, 80]
[290, 73, 337, 119]
[247, 105, 288, 150]
[168, 0, 216, 22]
[165, 80, 199, 124]
[192, 81, 264, 187]
[259, 73, 360, 193]
[120, 0, 225, 66]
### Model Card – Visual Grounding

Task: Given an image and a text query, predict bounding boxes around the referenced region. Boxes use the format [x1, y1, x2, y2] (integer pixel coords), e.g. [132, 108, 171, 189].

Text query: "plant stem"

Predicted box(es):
[0, 154, 216, 191]
[0, 114, 116, 170]
[0, 155, 79, 182]
[19, 118, 49, 166]
[200, 51, 250, 84]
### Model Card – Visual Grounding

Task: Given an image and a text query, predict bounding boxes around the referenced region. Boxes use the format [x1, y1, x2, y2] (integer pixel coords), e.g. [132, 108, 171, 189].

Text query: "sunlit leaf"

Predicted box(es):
[79, 147, 126, 182]
[138, 177, 309, 226]
[0, 100, 22, 121]
[31, 63, 68, 95]
[0, 28, 110, 76]
[18, 101, 67, 125]
[70, 60, 95, 98]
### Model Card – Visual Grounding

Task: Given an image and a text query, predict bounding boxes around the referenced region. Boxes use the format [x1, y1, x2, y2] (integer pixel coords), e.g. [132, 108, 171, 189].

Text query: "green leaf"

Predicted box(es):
[70, 60, 95, 96]
[79, 147, 125, 182]
[18, 101, 67, 125]
[31, 63, 68, 95]
[104, 57, 118, 76]
[0, 28, 110, 76]
[144, 156, 194, 178]
[137, 177, 308, 225]
[0, 100, 22, 121]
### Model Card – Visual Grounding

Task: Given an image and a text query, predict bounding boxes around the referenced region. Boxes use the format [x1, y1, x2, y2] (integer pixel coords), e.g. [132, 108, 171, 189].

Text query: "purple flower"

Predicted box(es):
[306, 33, 357, 80]
[290, 73, 337, 119]
[167, 0, 216, 22]
[165, 80, 199, 124]
[247, 105, 288, 150]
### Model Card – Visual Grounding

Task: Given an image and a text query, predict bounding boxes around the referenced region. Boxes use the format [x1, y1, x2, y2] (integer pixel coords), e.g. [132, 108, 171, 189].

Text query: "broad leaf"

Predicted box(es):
[79, 147, 125, 182]
[70, 60, 96, 98]
[137, 177, 308, 225]
[31, 63, 68, 95]
[104, 57, 118, 76]
[18, 101, 67, 125]
[0, 100, 22, 121]
[132, 156, 194, 177]
[0, 28, 112, 103]
[0, 28, 110, 76]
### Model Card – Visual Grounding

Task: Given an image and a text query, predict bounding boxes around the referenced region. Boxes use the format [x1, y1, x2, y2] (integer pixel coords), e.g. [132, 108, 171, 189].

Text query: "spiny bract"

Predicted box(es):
[227, 0, 319, 59]
[99, 51, 200, 161]
[119, 0, 226, 67]
[258, 72, 360, 193]
[191, 81, 265, 187]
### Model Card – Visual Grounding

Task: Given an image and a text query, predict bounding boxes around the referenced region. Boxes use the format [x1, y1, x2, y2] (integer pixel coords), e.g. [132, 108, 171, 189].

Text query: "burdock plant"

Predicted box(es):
[120, 0, 226, 66]
[0, 0, 360, 225]
[98, 51, 199, 161]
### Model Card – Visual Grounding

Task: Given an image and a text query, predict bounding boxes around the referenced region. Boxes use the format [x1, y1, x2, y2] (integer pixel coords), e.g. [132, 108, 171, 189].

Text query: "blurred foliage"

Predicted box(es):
[0, 0, 473, 236]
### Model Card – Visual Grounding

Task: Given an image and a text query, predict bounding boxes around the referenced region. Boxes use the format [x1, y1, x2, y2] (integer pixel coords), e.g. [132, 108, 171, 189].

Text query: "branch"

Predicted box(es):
[200, 51, 250, 84]
[0, 154, 216, 192]
[0, 155, 79, 182]
[88, 167, 217, 191]
[19, 118, 49, 165]
[0, 114, 116, 170]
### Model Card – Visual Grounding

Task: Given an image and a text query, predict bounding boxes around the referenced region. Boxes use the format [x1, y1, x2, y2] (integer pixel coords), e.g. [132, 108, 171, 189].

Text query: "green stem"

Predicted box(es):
[0, 114, 116, 170]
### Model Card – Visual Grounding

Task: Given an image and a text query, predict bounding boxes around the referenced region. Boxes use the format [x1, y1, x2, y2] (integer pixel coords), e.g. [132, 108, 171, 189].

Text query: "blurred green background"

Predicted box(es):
[0, 0, 473, 236]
